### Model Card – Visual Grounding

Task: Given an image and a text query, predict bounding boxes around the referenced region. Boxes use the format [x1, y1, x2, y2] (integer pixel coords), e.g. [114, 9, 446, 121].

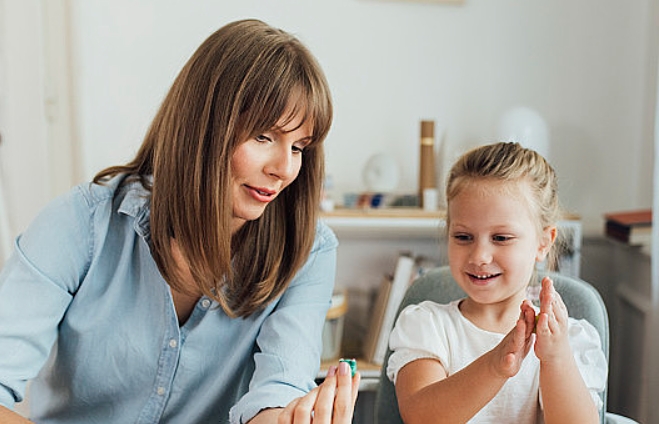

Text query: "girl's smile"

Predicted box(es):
[466, 272, 503, 286]
[447, 179, 549, 310]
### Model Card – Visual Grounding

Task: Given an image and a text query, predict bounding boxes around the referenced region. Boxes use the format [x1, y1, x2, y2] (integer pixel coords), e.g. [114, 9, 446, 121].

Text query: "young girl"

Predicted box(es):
[387, 142, 606, 424]
[0, 19, 358, 424]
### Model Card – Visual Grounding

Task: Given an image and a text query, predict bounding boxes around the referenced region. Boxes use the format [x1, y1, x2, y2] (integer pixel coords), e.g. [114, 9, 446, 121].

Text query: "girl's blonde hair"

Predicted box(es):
[94, 19, 333, 317]
[445, 141, 562, 269]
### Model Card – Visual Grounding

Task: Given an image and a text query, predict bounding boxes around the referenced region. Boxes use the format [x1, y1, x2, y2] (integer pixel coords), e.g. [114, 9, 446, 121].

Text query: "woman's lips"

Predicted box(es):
[246, 185, 276, 203]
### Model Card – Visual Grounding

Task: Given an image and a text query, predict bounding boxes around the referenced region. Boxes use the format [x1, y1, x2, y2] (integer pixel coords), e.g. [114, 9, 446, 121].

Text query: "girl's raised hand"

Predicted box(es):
[533, 277, 572, 363]
[489, 303, 535, 378]
[277, 361, 360, 424]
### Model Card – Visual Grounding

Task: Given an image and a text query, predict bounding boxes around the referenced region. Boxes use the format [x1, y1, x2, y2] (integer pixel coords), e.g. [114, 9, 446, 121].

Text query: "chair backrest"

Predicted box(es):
[374, 266, 610, 424]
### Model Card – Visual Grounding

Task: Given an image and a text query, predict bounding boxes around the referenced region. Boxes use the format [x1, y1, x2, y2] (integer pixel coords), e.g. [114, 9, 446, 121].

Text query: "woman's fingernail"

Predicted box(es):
[338, 361, 350, 376]
[339, 358, 357, 376]
[327, 365, 337, 377]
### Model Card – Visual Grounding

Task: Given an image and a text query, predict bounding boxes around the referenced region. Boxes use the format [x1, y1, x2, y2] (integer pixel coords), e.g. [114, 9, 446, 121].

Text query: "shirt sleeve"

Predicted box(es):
[229, 222, 338, 424]
[0, 187, 93, 409]
[386, 301, 450, 384]
[568, 318, 608, 411]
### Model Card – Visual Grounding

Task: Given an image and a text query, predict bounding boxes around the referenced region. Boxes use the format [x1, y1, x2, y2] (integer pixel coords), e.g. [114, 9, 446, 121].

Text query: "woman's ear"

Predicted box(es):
[536, 225, 557, 262]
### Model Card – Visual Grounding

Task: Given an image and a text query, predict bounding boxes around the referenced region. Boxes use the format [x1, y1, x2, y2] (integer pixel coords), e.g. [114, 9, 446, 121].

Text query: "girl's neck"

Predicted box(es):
[459, 293, 526, 334]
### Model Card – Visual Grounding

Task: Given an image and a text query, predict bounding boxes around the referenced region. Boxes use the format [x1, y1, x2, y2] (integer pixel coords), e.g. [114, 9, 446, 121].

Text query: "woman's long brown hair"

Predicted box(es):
[94, 19, 333, 317]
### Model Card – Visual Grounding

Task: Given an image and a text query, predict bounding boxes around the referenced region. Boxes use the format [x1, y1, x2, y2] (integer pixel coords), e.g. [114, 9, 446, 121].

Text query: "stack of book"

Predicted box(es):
[604, 209, 652, 247]
[361, 252, 437, 366]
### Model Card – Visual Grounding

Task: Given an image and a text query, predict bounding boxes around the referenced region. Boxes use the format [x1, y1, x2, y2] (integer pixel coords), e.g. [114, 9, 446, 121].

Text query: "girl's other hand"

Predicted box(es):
[533, 277, 572, 363]
[278, 361, 360, 424]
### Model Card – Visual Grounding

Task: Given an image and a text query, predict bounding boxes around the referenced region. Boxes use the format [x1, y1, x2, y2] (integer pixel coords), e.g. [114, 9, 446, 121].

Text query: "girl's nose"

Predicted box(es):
[469, 241, 492, 266]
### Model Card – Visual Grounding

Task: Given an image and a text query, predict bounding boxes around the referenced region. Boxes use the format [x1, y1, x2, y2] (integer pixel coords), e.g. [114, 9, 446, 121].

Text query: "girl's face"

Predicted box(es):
[447, 179, 554, 309]
[230, 111, 312, 232]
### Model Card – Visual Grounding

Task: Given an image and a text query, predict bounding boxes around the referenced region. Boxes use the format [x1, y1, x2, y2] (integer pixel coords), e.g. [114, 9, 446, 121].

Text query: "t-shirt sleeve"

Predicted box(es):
[568, 318, 608, 411]
[386, 301, 450, 384]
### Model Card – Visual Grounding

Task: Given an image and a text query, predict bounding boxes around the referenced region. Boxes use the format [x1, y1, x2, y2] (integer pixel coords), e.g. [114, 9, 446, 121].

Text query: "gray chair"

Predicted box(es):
[374, 266, 638, 424]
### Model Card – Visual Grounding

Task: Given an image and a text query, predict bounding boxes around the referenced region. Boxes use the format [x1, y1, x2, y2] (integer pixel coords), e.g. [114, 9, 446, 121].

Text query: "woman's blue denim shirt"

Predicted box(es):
[0, 175, 338, 423]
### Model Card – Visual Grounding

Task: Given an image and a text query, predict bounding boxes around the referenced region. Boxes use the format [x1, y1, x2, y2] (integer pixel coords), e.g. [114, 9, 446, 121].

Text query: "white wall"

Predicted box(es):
[0, 0, 50, 245]
[2, 1, 656, 237]
[59, 0, 656, 237]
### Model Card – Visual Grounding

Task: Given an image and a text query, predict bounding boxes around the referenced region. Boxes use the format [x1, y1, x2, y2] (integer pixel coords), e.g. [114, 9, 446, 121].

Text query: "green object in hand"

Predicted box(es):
[533, 314, 539, 333]
[339, 358, 357, 377]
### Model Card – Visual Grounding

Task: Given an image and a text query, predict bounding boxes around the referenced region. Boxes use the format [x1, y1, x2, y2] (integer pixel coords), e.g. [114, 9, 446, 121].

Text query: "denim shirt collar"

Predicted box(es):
[115, 175, 152, 240]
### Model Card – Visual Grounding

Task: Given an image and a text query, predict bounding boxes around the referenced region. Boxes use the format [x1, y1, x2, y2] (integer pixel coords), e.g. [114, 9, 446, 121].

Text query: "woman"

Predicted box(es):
[0, 19, 359, 424]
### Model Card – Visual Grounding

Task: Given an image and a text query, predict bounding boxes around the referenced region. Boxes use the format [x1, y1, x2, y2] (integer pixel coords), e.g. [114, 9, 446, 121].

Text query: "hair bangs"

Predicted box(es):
[236, 38, 332, 148]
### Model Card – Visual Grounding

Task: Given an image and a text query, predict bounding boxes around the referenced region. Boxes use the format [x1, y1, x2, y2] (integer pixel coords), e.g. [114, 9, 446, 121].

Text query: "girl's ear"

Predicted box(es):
[536, 225, 557, 262]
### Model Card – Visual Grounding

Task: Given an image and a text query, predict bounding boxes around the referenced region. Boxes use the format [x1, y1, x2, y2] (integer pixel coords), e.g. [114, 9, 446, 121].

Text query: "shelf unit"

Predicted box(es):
[319, 209, 446, 397]
[606, 240, 651, 422]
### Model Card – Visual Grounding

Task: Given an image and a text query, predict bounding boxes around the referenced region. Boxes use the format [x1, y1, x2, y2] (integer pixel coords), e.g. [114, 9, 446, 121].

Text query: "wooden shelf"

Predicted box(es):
[322, 207, 579, 221]
[322, 207, 446, 219]
[321, 208, 446, 239]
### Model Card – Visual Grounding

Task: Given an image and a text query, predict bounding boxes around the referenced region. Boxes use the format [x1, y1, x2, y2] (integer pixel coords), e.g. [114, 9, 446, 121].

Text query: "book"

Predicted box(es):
[370, 253, 416, 366]
[361, 274, 392, 364]
[604, 209, 652, 246]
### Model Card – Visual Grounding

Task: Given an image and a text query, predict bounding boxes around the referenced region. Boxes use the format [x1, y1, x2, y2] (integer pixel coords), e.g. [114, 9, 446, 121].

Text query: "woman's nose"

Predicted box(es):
[265, 147, 296, 181]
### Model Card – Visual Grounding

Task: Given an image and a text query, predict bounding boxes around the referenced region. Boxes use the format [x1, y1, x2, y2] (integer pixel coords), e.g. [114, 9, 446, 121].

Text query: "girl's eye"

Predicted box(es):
[492, 235, 514, 243]
[452, 233, 472, 243]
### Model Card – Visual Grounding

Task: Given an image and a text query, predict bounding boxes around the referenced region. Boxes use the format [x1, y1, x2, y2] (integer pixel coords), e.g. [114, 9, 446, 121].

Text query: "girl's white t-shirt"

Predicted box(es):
[387, 299, 607, 424]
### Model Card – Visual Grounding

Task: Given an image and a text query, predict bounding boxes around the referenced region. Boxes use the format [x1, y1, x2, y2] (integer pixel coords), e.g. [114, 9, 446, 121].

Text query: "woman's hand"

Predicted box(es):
[278, 361, 360, 424]
[0, 406, 33, 423]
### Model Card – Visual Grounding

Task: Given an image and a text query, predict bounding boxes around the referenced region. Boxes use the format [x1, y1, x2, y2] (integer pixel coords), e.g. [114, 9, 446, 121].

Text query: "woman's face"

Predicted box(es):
[230, 111, 312, 232]
[447, 179, 553, 308]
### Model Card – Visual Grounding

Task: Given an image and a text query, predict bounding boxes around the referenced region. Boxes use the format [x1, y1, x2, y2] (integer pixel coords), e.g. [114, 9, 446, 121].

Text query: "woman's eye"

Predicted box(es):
[292, 145, 305, 154]
[255, 134, 271, 143]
